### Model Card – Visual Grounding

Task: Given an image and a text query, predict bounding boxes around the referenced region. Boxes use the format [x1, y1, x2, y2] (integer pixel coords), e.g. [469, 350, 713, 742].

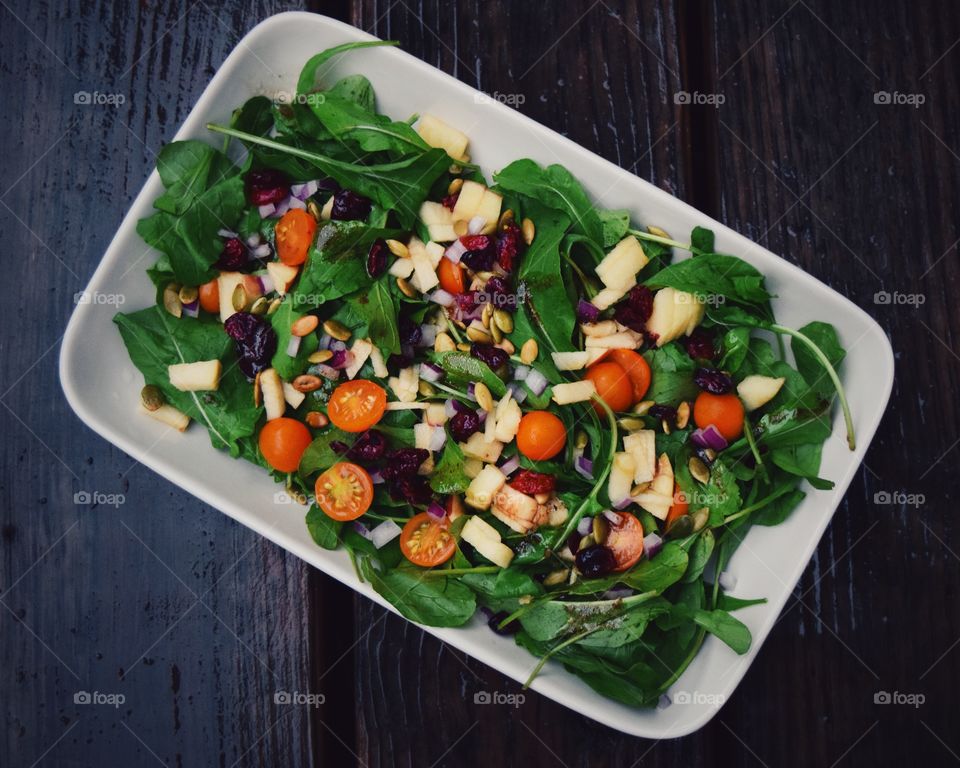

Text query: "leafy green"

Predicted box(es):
[646, 253, 772, 308]
[299, 427, 353, 477]
[598, 209, 631, 247]
[642, 344, 698, 404]
[306, 504, 342, 549]
[270, 300, 320, 380]
[358, 559, 476, 627]
[431, 351, 507, 397]
[430, 440, 470, 494]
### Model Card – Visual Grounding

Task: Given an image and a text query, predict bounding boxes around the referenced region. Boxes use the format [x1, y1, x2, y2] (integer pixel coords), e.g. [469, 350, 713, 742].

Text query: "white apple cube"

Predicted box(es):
[595, 235, 648, 291]
[417, 114, 470, 161]
[168, 360, 222, 392]
[737, 375, 786, 411]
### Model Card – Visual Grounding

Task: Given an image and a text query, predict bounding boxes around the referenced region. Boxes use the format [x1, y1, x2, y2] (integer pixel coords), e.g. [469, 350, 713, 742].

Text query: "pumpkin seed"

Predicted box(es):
[456, 342, 471, 352]
[661, 418, 672, 435]
[592, 516, 609, 545]
[434, 332, 456, 353]
[633, 400, 655, 416]
[474, 382, 494, 412]
[308, 349, 333, 364]
[665, 514, 694, 540]
[575, 429, 589, 449]
[493, 308, 513, 334]
[250, 297, 269, 316]
[498, 208, 515, 230]
[307, 200, 322, 221]
[497, 339, 515, 355]
[292, 374, 323, 393]
[447, 177, 464, 196]
[418, 380, 436, 397]
[253, 371, 262, 407]
[543, 569, 569, 587]
[689, 456, 711, 484]
[676, 401, 691, 429]
[386, 239, 409, 258]
[178, 285, 198, 305]
[140, 385, 165, 412]
[162, 286, 182, 318]
[521, 217, 535, 245]
[647, 225, 671, 239]
[231, 283, 248, 312]
[267, 298, 283, 315]
[396, 277, 417, 298]
[291, 315, 320, 337]
[691, 508, 709, 533]
[578, 533, 596, 550]
[520, 338, 538, 364]
[306, 411, 328, 428]
[322, 319, 351, 341]
[481, 302, 493, 328]
[618, 417, 646, 431]
[490, 321, 503, 344]
[466, 325, 492, 343]
[454, 219, 469, 237]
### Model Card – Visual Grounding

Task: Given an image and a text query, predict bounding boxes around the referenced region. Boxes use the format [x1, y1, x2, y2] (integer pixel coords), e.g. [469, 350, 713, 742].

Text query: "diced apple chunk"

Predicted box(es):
[491, 484, 545, 534]
[369, 345, 389, 378]
[388, 257, 415, 279]
[266, 261, 299, 296]
[345, 339, 372, 380]
[428, 223, 458, 243]
[651, 453, 675, 497]
[282, 381, 306, 409]
[474, 190, 502, 234]
[622, 430, 656, 484]
[551, 351, 590, 371]
[591, 287, 627, 311]
[493, 396, 522, 443]
[646, 287, 705, 347]
[460, 432, 504, 464]
[552, 380, 597, 405]
[140, 402, 190, 431]
[584, 332, 642, 350]
[737, 375, 786, 411]
[608, 452, 637, 505]
[168, 360, 221, 392]
[465, 465, 507, 510]
[259, 368, 286, 421]
[461, 515, 513, 567]
[452, 180, 486, 221]
[419, 200, 453, 226]
[417, 114, 470, 161]
[634, 491, 673, 521]
[595, 236, 649, 292]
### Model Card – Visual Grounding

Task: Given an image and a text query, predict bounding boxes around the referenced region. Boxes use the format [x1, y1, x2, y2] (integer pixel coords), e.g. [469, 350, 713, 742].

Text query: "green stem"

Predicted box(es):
[551, 395, 618, 550]
[420, 565, 499, 577]
[445, 322, 464, 345]
[741, 414, 766, 480]
[628, 229, 690, 252]
[722, 486, 794, 525]
[770, 324, 855, 450]
[524, 628, 597, 688]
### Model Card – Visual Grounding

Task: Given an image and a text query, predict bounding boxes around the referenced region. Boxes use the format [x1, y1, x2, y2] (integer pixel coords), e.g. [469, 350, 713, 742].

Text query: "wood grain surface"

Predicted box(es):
[1, 1, 957, 766]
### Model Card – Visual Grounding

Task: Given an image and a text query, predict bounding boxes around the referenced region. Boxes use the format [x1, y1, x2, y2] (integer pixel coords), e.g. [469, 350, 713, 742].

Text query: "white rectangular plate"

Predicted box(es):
[60, 12, 894, 738]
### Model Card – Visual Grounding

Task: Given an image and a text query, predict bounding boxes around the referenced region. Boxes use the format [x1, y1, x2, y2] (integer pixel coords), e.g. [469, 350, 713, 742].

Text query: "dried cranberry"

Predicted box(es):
[224, 312, 277, 379]
[448, 410, 481, 442]
[684, 328, 716, 360]
[330, 190, 372, 221]
[614, 284, 655, 333]
[380, 448, 429, 480]
[649, 404, 677, 422]
[244, 168, 290, 206]
[470, 343, 508, 371]
[346, 430, 387, 462]
[386, 353, 413, 374]
[330, 440, 350, 455]
[455, 291, 481, 314]
[366, 239, 388, 278]
[576, 544, 616, 578]
[566, 531, 583, 556]
[224, 312, 260, 341]
[487, 610, 520, 636]
[388, 474, 432, 506]
[215, 237, 248, 270]
[509, 470, 556, 495]
[484, 276, 514, 311]
[693, 367, 733, 394]
[460, 234, 495, 272]
[398, 316, 422, 346]
[442, 193, 459, 210]
[496, 223, 522, 272]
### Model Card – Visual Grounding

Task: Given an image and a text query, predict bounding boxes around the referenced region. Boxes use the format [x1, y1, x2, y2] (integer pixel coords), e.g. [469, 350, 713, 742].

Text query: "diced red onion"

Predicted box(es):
[506, 382, 528, 404]
[182, 300, 199, 318]
[444, 399, 458, 419]
[429, 289, 455, 307]
[369, 468, 384, 485]
[427, 502, 447, 520]
[246, 233, 263, 248]
[371, 520, 402, 549]
[719, 571, 738, 591]
[272, 197, 291, 218]
[466, 382, 477, 401]
[218, 228, 238, 239]
[291, 180, 320, 200]
[257, 202, 276, 218]
[451, 399, 473, 415]
[657, 694, 672, 710]
[317, 334, 332, 350]
[287, 195, 307, 211]
[251, 243, 272, 259]
[512, 365, 530, 381]
[285, 335, 302, 357]
[329, 350, 353, 370]
[643, 532, 663, 558]
[577, 517, 593, 535]
[477, 410, 487, 422]
[316, 364, 340, 380]
[444, 240, 467, 263]
[499, 455, 520, 476]
[525, 369, 548, 396]
[419, 362, 444, 382]
[603, 509, 621, 524]
[352, 521, 373, 540]
[577, 299, 600, 323]
[417, 325, 438, 348]
[329, 339, 347, 352]
[691, 425, 729, 451]
[467, 215, 486, 235]
[575, 455, 594, 480]
[611, 496, 632, 510]
[428, 426, 447, 452]
[257, 273, 275, 294]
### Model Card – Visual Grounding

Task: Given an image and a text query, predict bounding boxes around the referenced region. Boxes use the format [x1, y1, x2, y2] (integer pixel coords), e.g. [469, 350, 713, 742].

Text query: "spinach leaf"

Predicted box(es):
[690, 226, 715, 255]
[113, 307, 260, 456]
[327, 74, 375, 110]
[305, 504, 342, 550]
[770, 443, 834, 489]
[299, 426, 353, 477]
[718, 327, 751, 373]
[307, 92, 430, 157]
[642, 344, 698, 404]
[566, 542, 689, 595]
[431, 351, 507, 397]
[296, 40, 399, 96]
[687, 608, 751, 654]
[717, 594, 767, 611]
[598, 208, 631, 247]
[153, 140, 233, 216]
[753, 487, 806, 526]
[349, 278, 401, 358]
[646, 253, 772, 307]
[791, 321, 845, 401]
[270, 299, 320, 380]
[681, 530, 715, 584]
[430, 440, 470, 494]
[358, 559, 476, 627]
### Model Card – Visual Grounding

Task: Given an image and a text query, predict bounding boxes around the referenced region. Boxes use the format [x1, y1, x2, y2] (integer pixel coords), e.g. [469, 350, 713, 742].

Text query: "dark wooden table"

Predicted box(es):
[2, 1, 958, 765]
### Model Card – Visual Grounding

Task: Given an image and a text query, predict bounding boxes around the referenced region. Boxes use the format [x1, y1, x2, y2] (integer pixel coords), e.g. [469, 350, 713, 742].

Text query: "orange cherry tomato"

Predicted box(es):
[258, 417, 313, 473]
[399, 512, 456, 567]
[275, 208, 317, 266]
[693, 391, 745, 441]
[437, 257, 466, 294]
[584, 361, 634, 414]
[666, 483, 690, 525]
[516, 411, 567, 461]
[315, 462, 374, 521]
[327, 380, 387, 433]
[198, 278, 220, 314]
[606, 511, 645, 572]
[606, 349, 651, 402]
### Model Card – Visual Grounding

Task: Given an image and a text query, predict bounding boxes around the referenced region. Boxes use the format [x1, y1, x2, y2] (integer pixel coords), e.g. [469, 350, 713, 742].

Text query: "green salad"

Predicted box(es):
[115, 41, 854, 708]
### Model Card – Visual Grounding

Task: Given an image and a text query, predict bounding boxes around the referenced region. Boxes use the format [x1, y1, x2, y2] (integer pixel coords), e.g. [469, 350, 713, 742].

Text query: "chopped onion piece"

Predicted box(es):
[444, 240, 467, 263]
[218, 228, 238, 239]
[603, 587, 633, 600]
[428, 425, 447, 452]
[285, 335, 302, 357]
[576, 299, 600, 323]
[512, 365, 531, 381]
[317, 334, 332, 350]
[575, 455, 594, 480]
[429, 289, 455, 307]
[525, 369, 548, 396]
[182, 300, 200, 318]
[257, 203, 276, 218]
[499, 455, 520, 476]
[506, 382, 528, 404]
[371, 520, 402, 549]
[369, 468, 385, 485]
[427, 502, 446, 520]
[643, 532, 663, 558]
[577, 517, 593, 535]
[272, 197, 291, 218]
[246, 233, 262, 248]
[603, 509, 621, 524]
[352, 521, 373, 540]
[257, 273, 275, 294]
[251, 243, 272, 259]
[418, 324, 438, 347]
[287, 195, 307, 211]
[719, 571, 738, 591]
[419, 362, 444, 382]
[329, 339, 347, 352]
[444, 399, 458, 419]
[611, 496, 632, 510]
[691, 425, 729, 451]
[467, 215, 486, 234]
[316, 364, 340, 380]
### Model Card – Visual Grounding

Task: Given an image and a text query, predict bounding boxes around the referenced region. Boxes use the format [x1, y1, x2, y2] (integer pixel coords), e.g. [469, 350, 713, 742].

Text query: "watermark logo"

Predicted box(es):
[874, 690, 924, 708]
[275, 91, 326, 107]
[677, 291, 725, 307]
[674, 91, 725, 108]
[74, 91, 126, 107]
[672, 690, 725, 706]
[74, 690, 125, 708]
[74, 290, 126, 307]
[874, 91, 925, 108]
[873, 490, 925, 508]
[473, 690, 525, 708]
[873, 290, 925, 307]
[274, 690, 325, 707]
[273, 490, 296, 505]
[74, 490, 125, 508]
[474, 91, 526, 108]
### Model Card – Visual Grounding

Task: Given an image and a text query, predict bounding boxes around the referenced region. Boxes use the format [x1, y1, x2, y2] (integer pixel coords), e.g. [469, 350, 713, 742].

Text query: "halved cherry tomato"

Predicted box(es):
[275, 208, 317, 266]
[606, 511, 645, 572]
[258, 417, 312, 473]
[516, 411, 566, 461]
[199, 278, 220, 314]
[606, 349, 651, 402]
[666, 482, 689, 525]
[327, 380, 387, 433]
[693, 391, 744, 441]
[584, 361, 634, 414]
[437, 257, 466, 294]
[315, 462, 373, 521]
[399, 512, 456, 567]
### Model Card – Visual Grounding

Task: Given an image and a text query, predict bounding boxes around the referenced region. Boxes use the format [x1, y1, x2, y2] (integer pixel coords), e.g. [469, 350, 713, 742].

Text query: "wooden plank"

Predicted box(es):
[346, 2, 692, 765]
[707, 1, 960, 765]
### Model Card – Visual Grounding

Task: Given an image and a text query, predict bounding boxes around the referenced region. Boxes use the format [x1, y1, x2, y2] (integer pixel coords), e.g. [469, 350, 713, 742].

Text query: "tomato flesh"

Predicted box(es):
[400, 512, 456, 567]
[666, 483, 690, 525]
[315, 462, 373, 521]
[276, 208, 317, 266]
[199, 279, 220, 314]
[584, 361, 634, 414]
[606, 511, 645, 572]
[693, 391, 744, 441]
[328, 380, 387, 433]
[258, 417, 312, 473]
[606, 349, 651, 402]
[516, 411, 566, 461]
[437, 257, 466, 294]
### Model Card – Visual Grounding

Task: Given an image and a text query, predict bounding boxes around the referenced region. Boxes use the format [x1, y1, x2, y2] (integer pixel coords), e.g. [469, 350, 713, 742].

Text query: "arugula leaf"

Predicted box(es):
[430, 440, 471, 494]
[566, 542, 689, 595]
[642, 344, 698, 404]
[598, 209, 631, 247]
[113, 307, 260, 456]
[716, 594, 767, 611]
[646, 253, 772, 307]
[153, 140, 233, 216]
[305, 504, 342, 550]
[296, 40, 399, 96]
[327, 74, 376, 110]
[686, 608, 751, 654]
[431, 351, 507, 397]
[349, 278, 401, 358]
[791, 321, 845, 401]
[358, 559, 476, 627]
[307, 92, 430, 157]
